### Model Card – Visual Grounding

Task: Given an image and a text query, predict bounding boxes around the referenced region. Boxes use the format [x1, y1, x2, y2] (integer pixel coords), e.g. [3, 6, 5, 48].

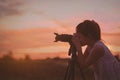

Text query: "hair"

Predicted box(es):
[76, 20, 101, 41]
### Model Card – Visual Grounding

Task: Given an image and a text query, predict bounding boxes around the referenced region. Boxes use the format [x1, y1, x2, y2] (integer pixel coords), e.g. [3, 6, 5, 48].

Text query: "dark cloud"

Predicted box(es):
[0, 0, 24, 17]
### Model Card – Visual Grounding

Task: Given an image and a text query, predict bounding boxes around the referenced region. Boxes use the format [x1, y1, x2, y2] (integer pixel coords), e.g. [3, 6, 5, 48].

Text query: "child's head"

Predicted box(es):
[76, 20, 101, 42]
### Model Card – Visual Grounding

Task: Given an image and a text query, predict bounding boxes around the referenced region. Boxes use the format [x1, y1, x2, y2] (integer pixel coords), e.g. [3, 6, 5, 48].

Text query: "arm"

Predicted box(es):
[83, 45, 105, 68]
[83, 46, 91, 58]
[77, 45, 105, 69]
[76, 46, 91, 67]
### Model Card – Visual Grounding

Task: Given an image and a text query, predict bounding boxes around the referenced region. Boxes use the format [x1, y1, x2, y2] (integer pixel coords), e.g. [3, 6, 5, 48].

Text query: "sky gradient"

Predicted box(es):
[0, 0, 120, 59]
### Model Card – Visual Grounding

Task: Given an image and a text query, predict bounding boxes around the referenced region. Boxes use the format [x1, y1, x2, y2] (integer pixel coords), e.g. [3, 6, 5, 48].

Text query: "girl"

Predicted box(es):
[72, 20, 120, 80]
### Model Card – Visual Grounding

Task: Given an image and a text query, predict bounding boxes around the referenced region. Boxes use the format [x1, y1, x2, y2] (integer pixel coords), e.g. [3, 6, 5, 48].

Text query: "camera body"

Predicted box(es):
[54, 33, 73, 43]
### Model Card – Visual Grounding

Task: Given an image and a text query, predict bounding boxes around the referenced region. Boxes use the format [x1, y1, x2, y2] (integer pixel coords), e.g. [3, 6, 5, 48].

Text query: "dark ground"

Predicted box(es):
[0, 57, 94, 80]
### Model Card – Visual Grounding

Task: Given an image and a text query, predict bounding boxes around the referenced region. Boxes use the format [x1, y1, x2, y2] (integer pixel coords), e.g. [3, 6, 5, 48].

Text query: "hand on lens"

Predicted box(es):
[72, 33, 82, 51]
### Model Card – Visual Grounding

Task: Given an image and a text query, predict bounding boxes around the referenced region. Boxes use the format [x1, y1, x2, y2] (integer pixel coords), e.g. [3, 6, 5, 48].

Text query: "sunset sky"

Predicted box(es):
[0, 0, 120, 59]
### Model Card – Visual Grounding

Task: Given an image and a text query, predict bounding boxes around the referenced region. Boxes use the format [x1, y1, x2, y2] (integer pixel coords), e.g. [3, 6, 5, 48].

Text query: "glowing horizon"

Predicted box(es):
[1, 28, 120, 59]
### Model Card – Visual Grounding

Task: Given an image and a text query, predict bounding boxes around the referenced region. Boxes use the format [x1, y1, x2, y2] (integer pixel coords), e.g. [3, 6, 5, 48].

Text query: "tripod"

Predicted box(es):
[64, 44, 86, 80]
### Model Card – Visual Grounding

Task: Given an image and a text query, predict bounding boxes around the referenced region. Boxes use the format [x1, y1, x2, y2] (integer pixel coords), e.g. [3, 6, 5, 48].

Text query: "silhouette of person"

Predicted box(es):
[72, 20, 120, 80]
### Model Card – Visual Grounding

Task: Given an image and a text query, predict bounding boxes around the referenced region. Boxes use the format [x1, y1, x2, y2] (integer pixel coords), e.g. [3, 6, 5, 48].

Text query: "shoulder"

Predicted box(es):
[93, 45, 104, 54]
[91, 42, 105, 59]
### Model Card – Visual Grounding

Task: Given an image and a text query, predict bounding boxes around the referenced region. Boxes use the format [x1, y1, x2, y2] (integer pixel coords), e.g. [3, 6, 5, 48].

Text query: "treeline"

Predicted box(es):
[0, 51, 31, 61]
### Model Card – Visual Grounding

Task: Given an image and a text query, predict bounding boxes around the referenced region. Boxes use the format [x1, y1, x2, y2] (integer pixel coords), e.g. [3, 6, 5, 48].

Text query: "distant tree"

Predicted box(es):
[53, 56, 61, 60]
[2, 51, 15, 61]
[24, 54, 31, 61]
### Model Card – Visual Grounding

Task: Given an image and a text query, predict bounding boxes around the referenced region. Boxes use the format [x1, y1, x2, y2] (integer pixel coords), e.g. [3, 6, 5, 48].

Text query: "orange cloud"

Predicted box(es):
[102, 33, 120, 46]
[0, 27, 73, 53]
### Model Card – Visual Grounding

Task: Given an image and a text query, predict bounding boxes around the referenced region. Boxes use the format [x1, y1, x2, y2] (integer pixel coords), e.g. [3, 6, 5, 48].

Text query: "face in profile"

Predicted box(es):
[76, 33, 87, 46]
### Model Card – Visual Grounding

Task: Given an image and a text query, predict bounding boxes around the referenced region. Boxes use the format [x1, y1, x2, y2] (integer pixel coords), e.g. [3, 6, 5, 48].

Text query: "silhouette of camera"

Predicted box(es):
[54, 33, 73, 43]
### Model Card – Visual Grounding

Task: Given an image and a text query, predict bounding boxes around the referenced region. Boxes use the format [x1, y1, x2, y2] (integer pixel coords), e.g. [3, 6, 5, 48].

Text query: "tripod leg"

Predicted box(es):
[70, 60, 75, 80]
[64, 60, 71, 80]
[64, 59, 75, 80]
[78, 65, 86, 80]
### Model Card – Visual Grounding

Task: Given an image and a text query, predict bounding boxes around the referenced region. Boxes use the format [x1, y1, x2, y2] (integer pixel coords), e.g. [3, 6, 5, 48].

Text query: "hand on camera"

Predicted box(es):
[72, 33, 82, 51]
